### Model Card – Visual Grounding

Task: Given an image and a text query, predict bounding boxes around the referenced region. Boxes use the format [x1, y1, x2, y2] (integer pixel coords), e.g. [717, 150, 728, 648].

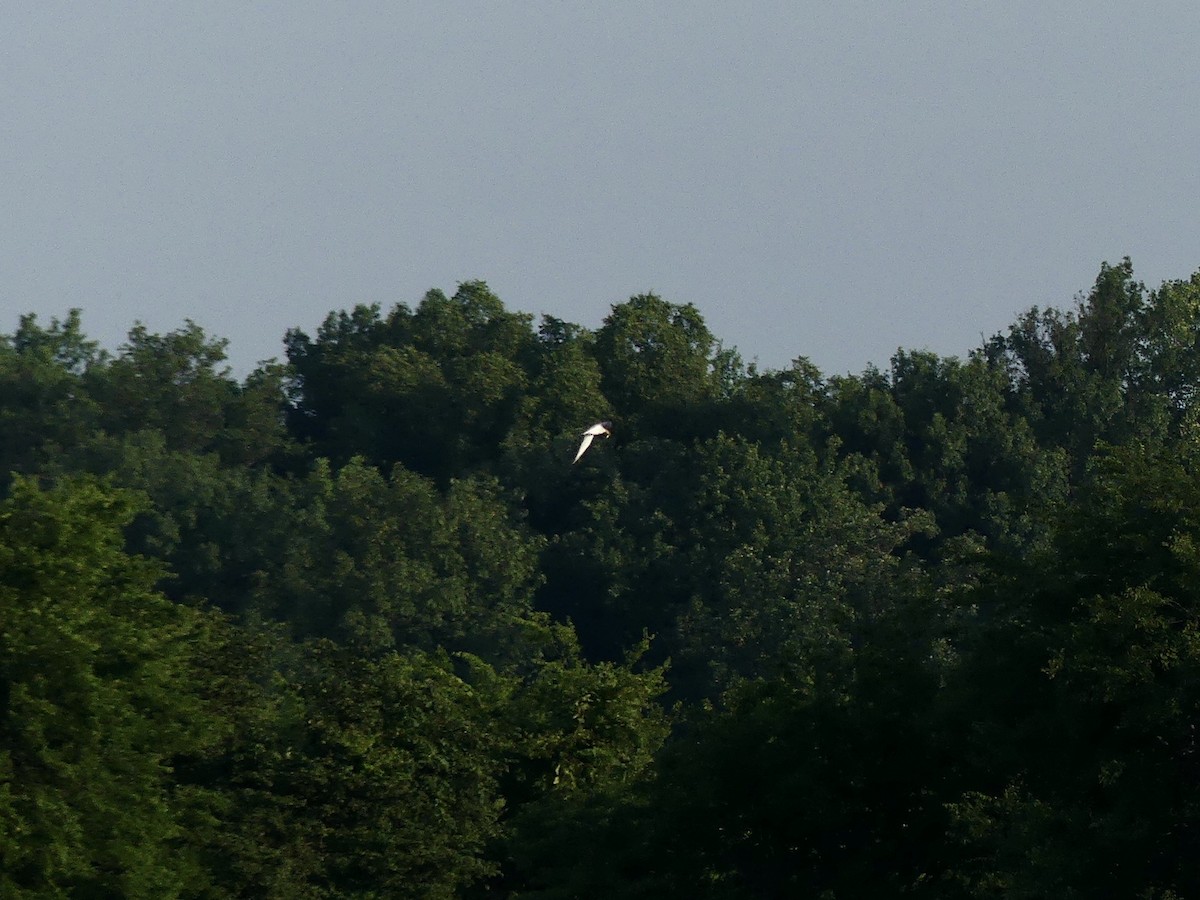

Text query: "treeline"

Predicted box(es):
[3, 259, 1200, 897]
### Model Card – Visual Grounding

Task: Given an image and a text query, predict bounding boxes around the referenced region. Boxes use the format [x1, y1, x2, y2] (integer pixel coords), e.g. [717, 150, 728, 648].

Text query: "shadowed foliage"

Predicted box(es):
[4, 260, 1200, 896]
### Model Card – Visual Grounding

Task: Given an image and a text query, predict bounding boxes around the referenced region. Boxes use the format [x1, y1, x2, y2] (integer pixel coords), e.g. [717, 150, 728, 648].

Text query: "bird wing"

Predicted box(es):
[573, 432, 596, 464]
[583, 422, 609, 437]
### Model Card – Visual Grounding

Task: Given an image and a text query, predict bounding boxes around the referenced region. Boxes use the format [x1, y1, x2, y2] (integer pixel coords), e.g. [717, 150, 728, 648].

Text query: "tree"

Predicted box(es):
[285, 283, 536, 481]
[1137, 269, 1200, 430]
[986, 258, 1159, 478]
[233, 458, 546, 664]
[61, 428, 282, 612]
[0, 310, 103, 476]
[672, 433, 927, 697]
[474, 634, 673, 899]
[946, 440, 1200, 898]
[828, 350, 1067, 558]
[498, 318, 613, 530]
[717, 356, 828, 450]
[0, 475, 212, 897]
[88, 323, 229, 455]
[220, 642, 510, 899]
[593, 294, 721, 438]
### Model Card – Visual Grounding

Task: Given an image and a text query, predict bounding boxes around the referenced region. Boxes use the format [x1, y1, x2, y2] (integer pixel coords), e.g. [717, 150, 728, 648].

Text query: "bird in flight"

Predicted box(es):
[573, 421, 613, 464]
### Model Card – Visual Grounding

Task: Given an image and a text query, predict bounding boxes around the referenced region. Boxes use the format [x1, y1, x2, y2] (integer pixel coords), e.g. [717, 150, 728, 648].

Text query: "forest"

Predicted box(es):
[3, 258, 1200, 897]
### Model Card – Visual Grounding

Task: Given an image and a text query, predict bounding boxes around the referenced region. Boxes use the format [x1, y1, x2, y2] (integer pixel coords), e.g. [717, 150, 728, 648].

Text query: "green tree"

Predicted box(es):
[0, 476, 212, 897]
[506, 567, 961, 899]
[985, 259, 1159, 478]
[0, 310, 103, 475]
[61, 428, 284, 612]
[498, 317, 613, 527]
[86, 321, 290, 465]
[718, 357, 828, 450]
[673, 433, 926, 697]
[477, 634, 673, 899]
[187, 629, 511, 899]
[285, 283, 535, 480]
[1137, 269, 1200, 431]
[593, 293, 722, 438]
[239, 457, 545, 663]
[845, 350, 1068, 556]
[947, 440, 1200, 898]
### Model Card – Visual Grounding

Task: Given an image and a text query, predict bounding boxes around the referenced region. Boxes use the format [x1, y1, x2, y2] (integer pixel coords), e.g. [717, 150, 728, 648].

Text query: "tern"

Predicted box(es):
[573, 421, 613, 464]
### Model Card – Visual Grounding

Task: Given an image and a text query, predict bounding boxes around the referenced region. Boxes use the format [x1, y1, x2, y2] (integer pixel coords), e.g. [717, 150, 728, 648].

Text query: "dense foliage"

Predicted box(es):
[4, 261, 1200, 896]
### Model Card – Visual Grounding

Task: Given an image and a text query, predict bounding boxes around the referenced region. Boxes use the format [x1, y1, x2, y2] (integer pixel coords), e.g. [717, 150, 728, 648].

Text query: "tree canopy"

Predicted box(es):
[5, 259, 1200, 896]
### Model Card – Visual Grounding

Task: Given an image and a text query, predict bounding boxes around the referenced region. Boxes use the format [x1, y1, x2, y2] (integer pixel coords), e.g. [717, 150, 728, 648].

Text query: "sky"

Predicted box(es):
[4, 2, 1199, 379]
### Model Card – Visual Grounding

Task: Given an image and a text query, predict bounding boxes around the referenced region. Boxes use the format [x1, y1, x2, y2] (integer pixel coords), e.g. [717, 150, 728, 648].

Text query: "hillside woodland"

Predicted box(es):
[4, 259, 1200, 897]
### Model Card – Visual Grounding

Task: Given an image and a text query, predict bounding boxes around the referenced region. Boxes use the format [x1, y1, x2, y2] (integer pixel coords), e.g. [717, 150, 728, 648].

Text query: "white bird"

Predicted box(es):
[573, 421, 613, 464]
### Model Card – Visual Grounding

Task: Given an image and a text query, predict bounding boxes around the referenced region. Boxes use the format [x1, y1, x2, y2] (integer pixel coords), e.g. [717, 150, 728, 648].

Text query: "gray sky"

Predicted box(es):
[5, 2, 1199, 378]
